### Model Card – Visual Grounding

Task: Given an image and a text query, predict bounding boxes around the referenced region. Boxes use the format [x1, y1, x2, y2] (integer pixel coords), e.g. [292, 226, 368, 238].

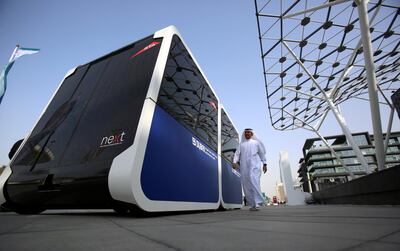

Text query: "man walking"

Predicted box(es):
[233, 128, 267, 211]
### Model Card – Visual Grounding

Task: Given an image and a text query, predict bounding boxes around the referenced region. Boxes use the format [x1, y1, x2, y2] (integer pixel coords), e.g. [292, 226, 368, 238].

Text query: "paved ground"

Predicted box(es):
[0, 205, 399, 250]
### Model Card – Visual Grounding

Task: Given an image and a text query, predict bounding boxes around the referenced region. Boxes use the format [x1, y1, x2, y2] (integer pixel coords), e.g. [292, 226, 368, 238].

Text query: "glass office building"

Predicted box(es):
[298, 131, 400, 192]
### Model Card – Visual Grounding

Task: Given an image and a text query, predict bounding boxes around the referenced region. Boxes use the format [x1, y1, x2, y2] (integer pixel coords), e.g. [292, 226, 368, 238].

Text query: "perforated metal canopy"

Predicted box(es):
[255, 0, 399, 130]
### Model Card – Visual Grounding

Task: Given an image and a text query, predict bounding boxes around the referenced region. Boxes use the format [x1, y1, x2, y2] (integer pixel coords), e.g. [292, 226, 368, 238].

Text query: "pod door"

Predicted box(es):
[141, 35, 220, 206]
[220, 108, 242, 208]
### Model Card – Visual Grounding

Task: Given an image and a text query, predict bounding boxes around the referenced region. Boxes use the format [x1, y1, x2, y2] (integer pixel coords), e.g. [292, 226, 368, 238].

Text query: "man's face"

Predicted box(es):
[244, 130, 253, 140]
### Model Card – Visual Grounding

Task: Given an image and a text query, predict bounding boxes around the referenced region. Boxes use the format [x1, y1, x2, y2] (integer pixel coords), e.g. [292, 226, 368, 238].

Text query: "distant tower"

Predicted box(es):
[276, 182, 285, 203]
[279, 151, 309, 205]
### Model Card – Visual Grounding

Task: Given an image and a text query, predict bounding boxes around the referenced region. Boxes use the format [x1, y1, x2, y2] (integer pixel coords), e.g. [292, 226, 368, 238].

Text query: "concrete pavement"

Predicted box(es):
[0, 205, 399, 250]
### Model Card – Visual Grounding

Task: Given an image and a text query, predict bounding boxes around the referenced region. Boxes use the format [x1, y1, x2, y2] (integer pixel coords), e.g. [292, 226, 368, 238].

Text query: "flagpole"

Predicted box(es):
[8, 44, 20, 62]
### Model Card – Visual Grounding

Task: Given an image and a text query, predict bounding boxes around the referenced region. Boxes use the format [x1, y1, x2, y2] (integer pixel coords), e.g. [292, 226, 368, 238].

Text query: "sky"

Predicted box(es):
[0, 0, 398, 198]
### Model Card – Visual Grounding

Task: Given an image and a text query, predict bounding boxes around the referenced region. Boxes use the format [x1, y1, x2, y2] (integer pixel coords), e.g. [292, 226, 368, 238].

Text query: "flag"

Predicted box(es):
[0, 46, 40, 105]
[0, 61, 15, 105]
[13, 47, 40, 60]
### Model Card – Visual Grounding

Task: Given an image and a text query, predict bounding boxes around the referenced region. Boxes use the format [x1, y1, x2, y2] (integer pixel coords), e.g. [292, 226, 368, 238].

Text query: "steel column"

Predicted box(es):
[384, 107, 395, 157]
[283, 42, 370, 173]
[356, 0, 386, 171]
[283, 110, 356, 180]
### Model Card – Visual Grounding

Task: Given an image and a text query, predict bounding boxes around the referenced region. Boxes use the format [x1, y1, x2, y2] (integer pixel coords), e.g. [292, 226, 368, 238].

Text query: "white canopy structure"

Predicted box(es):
[255, 0, 399, 174]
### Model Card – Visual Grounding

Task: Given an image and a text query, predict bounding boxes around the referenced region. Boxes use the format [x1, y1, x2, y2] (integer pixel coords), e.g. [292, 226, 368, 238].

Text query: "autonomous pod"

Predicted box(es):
[0, 26, 242, 214]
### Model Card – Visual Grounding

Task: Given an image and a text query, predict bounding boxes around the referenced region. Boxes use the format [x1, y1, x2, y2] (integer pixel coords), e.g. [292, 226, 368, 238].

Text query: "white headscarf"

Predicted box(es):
[241, 128, 266, 155]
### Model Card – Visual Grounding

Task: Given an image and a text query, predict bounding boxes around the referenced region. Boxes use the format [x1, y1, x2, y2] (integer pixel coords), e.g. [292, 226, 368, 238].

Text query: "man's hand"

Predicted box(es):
[233, 163, 239, 169]
[263, 164, 267, 174]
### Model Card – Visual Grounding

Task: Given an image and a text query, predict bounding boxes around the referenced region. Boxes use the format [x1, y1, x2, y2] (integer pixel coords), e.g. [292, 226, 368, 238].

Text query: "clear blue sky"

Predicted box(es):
[0, 0, 398, 198]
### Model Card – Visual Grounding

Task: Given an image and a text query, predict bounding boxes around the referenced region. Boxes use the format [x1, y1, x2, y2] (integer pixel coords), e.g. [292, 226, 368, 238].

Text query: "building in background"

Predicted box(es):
[262, 192, 269, 204]
[276, 182, 285, 203]
[298, 131, 400, 192]
[292, 177, 302, 190]
[391, 89, 400, 119]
